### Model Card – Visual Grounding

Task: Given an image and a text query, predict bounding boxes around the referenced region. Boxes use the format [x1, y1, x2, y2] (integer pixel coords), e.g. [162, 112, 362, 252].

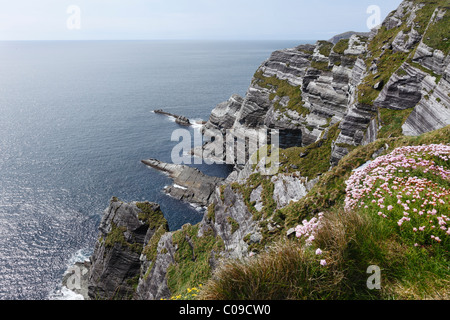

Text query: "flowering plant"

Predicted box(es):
[295, 213, 328, 266]
[344, 144, 450, 248]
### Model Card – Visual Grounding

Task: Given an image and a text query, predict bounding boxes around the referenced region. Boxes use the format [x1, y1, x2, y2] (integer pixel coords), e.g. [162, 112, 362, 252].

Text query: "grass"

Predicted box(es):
[200, 152, 450, 300]
[253, 70, 310, 116]
[142, 224, 169, 268]
[408, 59, 443, 83]
[318, 41, 333, 57]
[411, 0, 450, 54]
[356, 0, 448, 106]
[104, 222, 143, 254]
[357, 47, 409, 105]
[200, 206, 440, 300]
[227, 216, 240, 234]
[423, 5, 450, 55]
[278, 123, 341, 180]
[136, 201, 168, 230]
[104, 201, 168, 255]
[159, 1, 450, 300]
[310, 60, 331, 72]
[377, 108, 414, 139]
[199, 240, 343, 300]
[333, 39, 350, 54]
[280, 125, 450, 228]
[230, 172, 276, 222]
[166, 224, 225, 297]
[161, 127, 450, 301]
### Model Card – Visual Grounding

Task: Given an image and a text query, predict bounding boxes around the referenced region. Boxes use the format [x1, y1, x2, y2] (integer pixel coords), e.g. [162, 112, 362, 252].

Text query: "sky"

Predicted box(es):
[0, 0, 404, 41]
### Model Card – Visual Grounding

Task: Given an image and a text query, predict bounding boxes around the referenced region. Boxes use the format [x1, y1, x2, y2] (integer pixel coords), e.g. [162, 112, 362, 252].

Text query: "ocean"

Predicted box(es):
[0, 40, 310, 300]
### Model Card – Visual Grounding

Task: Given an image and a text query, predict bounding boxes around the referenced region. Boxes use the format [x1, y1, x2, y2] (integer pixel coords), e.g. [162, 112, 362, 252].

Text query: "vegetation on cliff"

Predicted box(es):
[200, 129, 450, 300]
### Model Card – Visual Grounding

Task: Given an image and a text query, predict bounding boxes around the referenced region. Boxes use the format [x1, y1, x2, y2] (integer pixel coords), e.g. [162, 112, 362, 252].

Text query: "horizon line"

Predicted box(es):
[0, 38, 320, 42]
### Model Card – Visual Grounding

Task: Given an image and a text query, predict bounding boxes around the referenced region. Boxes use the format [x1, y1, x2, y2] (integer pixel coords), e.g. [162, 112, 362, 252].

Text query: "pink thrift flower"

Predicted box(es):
[320, 260, 327, 267]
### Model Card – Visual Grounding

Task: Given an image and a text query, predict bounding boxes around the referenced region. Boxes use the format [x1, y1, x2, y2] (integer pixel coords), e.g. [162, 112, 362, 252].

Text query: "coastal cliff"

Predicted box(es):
[69, 0, 450, 300]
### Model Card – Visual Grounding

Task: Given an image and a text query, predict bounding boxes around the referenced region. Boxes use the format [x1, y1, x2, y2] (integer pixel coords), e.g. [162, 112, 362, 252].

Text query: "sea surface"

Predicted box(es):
[0, 40, 310, 300]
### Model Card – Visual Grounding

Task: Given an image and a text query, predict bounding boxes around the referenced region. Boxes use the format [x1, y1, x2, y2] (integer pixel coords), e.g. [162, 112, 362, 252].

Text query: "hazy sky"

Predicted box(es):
[0, 0, 403, 41]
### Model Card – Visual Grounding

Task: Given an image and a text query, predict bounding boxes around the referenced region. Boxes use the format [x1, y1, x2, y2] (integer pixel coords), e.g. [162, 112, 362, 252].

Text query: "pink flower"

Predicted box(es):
[387, 205, 394, 211]
[320, 260, 327, 267]
[315, 248, 323, 255]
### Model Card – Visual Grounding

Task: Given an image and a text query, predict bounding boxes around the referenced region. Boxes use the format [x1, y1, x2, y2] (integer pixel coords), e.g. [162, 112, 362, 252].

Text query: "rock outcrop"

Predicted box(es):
[154, 109, 192, 126]
[87, 198, 168, 300]
[194, 0, 449, 168]
[328, 31, 371, 44]
[141, 159, 224, 207]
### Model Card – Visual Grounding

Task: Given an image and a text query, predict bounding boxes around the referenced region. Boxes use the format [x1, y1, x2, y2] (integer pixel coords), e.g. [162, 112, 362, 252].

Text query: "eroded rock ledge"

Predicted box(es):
[154, 109, 192, 126]
[141, 158, 224, 207]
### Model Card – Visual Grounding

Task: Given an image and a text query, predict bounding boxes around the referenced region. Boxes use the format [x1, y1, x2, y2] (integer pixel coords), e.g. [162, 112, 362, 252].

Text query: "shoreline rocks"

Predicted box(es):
[154, 109, 192, 126]
[141, 158, 224, 207]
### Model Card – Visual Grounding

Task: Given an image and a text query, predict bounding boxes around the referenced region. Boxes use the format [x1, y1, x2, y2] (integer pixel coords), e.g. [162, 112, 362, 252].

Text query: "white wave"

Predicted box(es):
[173, 184, 187, 190]
[48, 286, 84, 300]
[48, 248, 91, 300]
[190, 118, 205, 129]
[65, 248, 91, 272]
[188, 202, 206, 212]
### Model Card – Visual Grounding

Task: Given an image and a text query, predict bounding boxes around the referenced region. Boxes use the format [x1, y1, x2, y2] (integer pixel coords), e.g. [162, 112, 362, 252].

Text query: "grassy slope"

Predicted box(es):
[200, 125, 450, 300]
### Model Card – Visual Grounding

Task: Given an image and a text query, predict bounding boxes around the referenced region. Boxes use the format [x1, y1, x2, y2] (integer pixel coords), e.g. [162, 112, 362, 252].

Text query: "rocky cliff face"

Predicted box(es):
[69, 0, 450, 300]
[87, 198, 169, 300]
[198, 0, 449, 168]
[332, 0, 449, 162]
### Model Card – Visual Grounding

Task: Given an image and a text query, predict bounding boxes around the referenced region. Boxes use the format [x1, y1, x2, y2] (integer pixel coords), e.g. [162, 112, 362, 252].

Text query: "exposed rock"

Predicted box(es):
[412, 42, 450, 76]
[328, 31, 370, 45]
[271, 173, 318, 209]
[197, 31, 375, 167]
[88, 198, 168, 300]
[204, 94, 244, 133]
[403, 64, 450, 135]
[198, 185, 260, 259]
[374, 63, 427, 110]
[250, 185, 264, 212]
[135, 232, 175, 300]
[154, 109, 191, 126]
[331, 102, 377, 166]
[141, 159, 224, 206]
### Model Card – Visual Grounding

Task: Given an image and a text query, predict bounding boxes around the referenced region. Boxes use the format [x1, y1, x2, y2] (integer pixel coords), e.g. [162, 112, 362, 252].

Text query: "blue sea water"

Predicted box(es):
[0, 40, 310, 300]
